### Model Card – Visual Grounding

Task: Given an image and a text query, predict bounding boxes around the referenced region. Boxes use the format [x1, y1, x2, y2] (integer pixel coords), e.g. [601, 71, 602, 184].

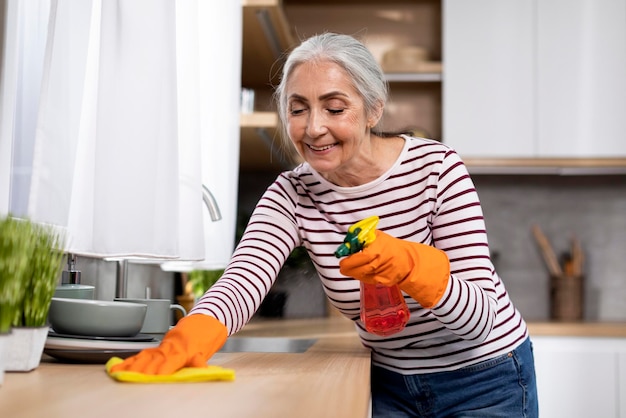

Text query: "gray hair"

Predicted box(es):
[274, 33, 388, 140]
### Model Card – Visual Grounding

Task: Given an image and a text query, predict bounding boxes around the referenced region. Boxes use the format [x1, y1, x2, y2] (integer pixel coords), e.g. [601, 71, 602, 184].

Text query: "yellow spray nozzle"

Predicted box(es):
[350, 216, 379, 246]
[334, 216, 380, 258]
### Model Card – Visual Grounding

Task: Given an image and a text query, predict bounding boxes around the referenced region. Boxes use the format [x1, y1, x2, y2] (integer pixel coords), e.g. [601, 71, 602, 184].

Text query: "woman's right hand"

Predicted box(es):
[339, 230, 450, 308]
[109, 314, 228, 375]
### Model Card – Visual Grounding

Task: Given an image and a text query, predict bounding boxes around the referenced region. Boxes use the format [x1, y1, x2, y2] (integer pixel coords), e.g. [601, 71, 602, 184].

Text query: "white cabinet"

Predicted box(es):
[617, 351, 626, 417]
[444, 0, 626, 159]
[536, 0, 626, 157]
[443, 0, 534, 157]
[532, 335, 626, 418]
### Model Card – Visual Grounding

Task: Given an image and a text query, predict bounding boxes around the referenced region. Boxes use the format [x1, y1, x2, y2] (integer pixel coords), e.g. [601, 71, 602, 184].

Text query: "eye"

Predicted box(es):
[325, 99, 347, 115]
[288, 101, 307, 116]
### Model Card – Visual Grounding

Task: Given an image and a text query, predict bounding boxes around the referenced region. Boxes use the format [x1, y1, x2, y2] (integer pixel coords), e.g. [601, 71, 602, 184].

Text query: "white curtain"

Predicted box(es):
[0, 0, 241, 268]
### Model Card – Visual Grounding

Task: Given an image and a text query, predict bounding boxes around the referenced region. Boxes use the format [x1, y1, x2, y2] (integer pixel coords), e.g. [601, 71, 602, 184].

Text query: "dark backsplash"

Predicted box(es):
[473, 175, 626, 321]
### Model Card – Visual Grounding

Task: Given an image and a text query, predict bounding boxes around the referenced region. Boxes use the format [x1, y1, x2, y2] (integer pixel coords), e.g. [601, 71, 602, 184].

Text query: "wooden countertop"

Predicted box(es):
[237, 318, 626, 338]
[527, 321, 626, 338]
[0, 317, 370, 418]
[2, 316, 625, 418]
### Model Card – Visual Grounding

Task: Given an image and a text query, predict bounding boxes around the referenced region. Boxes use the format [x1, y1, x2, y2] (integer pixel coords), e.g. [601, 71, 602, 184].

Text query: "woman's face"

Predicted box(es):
[285, 60, 379, 181]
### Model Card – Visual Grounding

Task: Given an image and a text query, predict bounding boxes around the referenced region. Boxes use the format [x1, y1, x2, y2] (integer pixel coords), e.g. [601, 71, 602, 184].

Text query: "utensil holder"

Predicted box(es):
[550, 275, 584, 321]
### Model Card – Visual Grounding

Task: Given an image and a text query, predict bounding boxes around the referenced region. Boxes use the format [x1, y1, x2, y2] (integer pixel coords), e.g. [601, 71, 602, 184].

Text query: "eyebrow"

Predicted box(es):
[288, 91, 349, 102]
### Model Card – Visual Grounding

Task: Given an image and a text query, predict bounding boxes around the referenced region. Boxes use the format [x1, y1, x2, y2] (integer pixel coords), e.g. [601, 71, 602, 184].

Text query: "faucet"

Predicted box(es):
[202, 184, 222, 222]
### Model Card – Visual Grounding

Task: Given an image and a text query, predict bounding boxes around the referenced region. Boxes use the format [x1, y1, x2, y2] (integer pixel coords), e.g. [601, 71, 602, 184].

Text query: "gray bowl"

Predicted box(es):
[48, 298, 147, 337]
[53, 284, 95, 300]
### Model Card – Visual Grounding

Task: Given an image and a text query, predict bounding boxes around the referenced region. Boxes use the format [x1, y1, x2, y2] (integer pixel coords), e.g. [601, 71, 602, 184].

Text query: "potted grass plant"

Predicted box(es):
[175, 269, 224, 321]
[0, 216, 65, 374]
[0, 216, 33, 383]
[187, 269, 224, 299]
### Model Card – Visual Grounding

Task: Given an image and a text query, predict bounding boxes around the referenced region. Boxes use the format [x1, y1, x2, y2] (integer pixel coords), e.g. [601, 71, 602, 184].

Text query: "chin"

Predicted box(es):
[307, 160, 338, 176]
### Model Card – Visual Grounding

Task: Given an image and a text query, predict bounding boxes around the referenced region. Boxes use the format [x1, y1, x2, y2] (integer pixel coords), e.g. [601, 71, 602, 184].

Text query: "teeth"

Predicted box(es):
[309, 144, 335, 151]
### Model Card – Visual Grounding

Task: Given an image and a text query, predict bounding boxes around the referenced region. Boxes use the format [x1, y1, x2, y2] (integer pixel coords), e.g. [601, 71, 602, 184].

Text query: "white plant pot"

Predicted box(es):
[4, 326, 50, 372]
[0, 331, 8, 385]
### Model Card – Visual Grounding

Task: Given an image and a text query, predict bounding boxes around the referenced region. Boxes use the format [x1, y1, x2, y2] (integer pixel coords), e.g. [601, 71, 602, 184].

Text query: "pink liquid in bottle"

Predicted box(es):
[360, 282, 409, 336]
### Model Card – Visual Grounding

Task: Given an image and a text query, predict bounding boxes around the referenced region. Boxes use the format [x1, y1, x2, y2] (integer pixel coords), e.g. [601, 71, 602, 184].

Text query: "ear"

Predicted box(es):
[368, 100, 384, 128]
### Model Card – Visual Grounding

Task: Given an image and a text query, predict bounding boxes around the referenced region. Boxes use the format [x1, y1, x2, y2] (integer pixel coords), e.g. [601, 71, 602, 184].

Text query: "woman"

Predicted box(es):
[112, 33, 538, 417]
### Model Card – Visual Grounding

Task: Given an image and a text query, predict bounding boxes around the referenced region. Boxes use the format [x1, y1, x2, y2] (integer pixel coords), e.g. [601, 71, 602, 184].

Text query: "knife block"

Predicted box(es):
[550, 274, 584, 321]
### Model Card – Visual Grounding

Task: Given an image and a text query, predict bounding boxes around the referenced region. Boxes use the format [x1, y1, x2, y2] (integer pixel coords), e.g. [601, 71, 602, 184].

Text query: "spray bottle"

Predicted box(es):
[335, 216, 409, 336]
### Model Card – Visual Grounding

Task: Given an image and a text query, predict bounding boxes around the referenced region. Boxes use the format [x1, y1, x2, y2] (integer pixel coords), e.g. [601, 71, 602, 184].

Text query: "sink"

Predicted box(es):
[218, 337, 317, 353]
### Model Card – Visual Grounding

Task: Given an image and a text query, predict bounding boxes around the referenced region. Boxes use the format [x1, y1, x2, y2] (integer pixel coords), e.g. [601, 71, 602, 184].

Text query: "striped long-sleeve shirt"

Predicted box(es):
[191, 135, 528, 374]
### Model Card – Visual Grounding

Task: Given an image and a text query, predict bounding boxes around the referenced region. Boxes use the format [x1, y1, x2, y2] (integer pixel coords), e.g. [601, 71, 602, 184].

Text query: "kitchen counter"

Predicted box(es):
[1, 316, 625, 418]
[0, 316, 370, 418]
[234, 318, 626, 339]
[527, 321, 626, 338]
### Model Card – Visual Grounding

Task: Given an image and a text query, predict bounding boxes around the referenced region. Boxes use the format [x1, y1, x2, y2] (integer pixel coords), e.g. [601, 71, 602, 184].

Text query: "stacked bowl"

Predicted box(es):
[45, 295, 159, 363]
[48, 298, 147, 337]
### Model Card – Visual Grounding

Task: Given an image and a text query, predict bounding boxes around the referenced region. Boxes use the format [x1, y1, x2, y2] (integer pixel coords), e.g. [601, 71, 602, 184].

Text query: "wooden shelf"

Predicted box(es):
[385, 72, 442, 82]
[464, 158, 626, 175]
[240, 1, 297, 172]
[240, 112, 300, 172]
[240, 111, 278, 128]
[242, 0, 295, 88]
[239, 113, 626, 174]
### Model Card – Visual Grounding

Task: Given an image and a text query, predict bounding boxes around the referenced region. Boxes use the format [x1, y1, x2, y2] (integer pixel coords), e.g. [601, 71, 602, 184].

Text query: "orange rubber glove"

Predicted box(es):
[339, 230, 450, 308]
[109, 314, 227, 375]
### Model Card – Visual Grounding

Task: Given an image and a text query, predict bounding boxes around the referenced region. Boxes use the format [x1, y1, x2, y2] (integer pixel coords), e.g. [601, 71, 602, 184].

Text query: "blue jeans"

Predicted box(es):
[371, 337, 538, 417]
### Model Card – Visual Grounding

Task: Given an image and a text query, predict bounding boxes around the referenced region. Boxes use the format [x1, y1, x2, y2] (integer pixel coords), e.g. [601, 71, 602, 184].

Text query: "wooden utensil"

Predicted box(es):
[532, 224, 563, 276]
[570, 235, 584, 277]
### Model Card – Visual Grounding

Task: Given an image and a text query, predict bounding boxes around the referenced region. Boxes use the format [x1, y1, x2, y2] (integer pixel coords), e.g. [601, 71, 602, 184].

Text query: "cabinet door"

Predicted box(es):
[537, 0, 626, 157]
[443, 0, 535, 157]
[445, 0, 626, 159]
[620, 351, 626, 418]
[532, 336, 619, 418]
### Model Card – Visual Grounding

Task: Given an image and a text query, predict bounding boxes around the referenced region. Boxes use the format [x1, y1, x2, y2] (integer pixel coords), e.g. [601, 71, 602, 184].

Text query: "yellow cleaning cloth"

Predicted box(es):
[105, 357, 235, 383]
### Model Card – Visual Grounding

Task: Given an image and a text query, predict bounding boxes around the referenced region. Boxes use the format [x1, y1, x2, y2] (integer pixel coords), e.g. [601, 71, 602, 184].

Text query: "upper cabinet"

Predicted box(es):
[443, 1, 535, 158]
[535, 0, 626, 157]
[444, 0, 626, 164]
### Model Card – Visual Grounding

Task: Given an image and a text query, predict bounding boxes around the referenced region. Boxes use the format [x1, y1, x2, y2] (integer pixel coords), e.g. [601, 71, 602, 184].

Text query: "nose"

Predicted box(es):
[305, 109, 328, 138]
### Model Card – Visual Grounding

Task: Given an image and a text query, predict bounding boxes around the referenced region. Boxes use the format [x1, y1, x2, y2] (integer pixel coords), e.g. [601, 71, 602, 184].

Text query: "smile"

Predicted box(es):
[307, 143, 337, 151]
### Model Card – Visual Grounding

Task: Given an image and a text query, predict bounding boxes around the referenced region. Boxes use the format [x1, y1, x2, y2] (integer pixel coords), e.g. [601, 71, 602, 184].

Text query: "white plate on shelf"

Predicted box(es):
[45, 335, 160, 351]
